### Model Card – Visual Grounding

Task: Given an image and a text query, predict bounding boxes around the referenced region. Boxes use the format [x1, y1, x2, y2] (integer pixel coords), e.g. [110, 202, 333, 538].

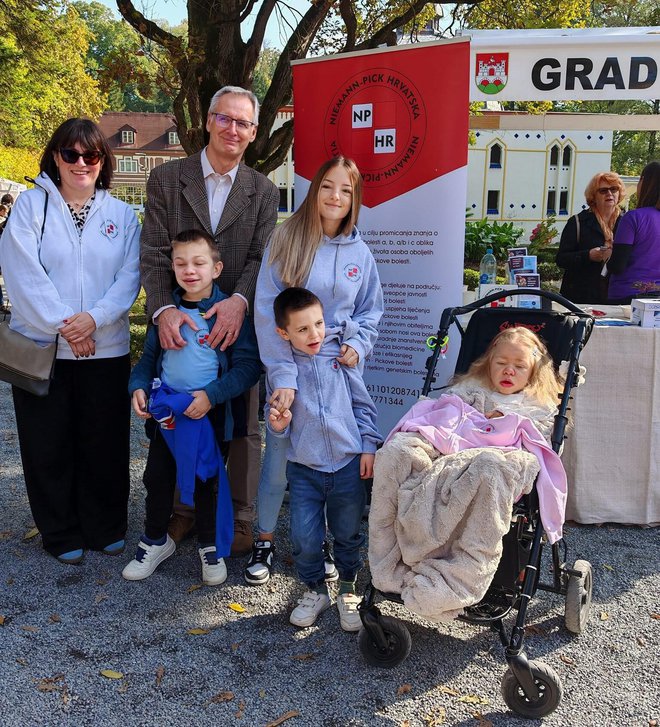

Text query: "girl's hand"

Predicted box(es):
[485, 410, 504, 419]
[270, 387, 295, 413]
[337, 344, 359, 368]
[268, 407, 291, 433]
[360, 453, 375, 479]
[132, 389, 151, 419]
[184, 390, 212, 419]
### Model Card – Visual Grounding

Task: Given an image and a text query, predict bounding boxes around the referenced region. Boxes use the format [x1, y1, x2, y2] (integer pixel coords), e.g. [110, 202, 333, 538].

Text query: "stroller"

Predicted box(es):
[358, 289, 595, 719]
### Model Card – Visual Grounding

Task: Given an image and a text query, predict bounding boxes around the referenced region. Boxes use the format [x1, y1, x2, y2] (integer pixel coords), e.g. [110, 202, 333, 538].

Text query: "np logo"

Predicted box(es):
[197, 332, 210, 347]
[100, 219, 119, 239]
[331, 359, 340, 371]
[475, 53, 509, 95]
[344, 263, 362, 282]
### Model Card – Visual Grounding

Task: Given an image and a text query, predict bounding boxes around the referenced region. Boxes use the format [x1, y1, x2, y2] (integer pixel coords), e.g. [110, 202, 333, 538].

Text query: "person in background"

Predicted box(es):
[139, 86, 279, 555]
[0, 194, 14, 313]
[245, 157, 383, 586]
[123, 229, 261, 585]
[608, 161, 660, 304]
[556, 171, 625, 304]
[0, 118, 140, 564]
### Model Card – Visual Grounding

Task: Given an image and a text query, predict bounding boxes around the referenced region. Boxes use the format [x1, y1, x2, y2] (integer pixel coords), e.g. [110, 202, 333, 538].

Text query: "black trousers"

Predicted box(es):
[12, 355, 131, 557]
[143, 427, 229, 545]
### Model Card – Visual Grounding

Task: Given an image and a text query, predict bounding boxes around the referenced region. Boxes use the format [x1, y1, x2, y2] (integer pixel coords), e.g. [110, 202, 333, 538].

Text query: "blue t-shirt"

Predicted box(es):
[161, 301, 218, 392]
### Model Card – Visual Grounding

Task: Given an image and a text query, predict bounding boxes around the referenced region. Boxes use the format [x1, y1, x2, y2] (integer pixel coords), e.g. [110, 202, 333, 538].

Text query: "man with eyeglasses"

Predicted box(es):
[140, 85, 279, 556]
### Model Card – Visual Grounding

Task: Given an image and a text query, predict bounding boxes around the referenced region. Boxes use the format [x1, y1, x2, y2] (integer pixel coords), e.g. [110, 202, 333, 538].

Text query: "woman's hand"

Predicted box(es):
[337, 344, 360, 368]
[59, 312, 96, 343]
[184, 390, 212, 420]
[270, 387, 295, 413]
[588, 245, 612, 263]
[132, 389, 151, 419]
[268, 407, 291, 433]
[69, 336, 96, 358]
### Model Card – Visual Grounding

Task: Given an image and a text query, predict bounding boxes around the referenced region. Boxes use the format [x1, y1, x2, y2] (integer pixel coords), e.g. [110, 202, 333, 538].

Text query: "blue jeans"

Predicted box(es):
[287, 455, 365, 589]
[256, 428, 289, 534]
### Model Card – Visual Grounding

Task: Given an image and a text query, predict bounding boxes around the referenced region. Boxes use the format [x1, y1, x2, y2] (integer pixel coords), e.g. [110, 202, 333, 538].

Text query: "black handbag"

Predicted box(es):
[0, 190, 58, 396]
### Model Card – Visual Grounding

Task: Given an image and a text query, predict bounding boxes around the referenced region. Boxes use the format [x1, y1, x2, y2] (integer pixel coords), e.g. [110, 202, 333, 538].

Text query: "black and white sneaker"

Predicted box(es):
[323, 539, 339, 582]
[244, 540, 275, 585]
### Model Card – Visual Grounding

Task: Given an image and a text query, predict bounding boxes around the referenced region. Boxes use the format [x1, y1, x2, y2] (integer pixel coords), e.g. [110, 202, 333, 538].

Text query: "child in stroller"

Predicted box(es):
[358, 293, 594, 719]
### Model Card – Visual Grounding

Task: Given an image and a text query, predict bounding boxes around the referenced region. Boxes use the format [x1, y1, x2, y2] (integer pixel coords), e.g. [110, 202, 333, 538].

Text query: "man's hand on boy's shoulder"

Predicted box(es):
[360, 453, 375, 479]
[205, 295, 247, 351]
[268, 406, 291, 433]
[185, 390, 212, 420]
[157, 307, 199, 350]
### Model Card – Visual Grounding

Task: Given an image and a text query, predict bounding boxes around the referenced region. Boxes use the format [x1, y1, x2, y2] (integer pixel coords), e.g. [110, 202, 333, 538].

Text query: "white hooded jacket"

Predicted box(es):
[0, 173, 140, 359]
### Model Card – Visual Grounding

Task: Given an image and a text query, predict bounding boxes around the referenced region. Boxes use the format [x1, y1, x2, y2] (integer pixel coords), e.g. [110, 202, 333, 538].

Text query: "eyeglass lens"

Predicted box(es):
[597, 186, 618, 195]
[212, 113, 253, 132]
[60, 148, 103, 165]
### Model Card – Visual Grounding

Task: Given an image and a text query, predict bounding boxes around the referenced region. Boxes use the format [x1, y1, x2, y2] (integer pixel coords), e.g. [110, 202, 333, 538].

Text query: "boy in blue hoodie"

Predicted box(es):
[122, 230, 260, 585]
[268, 287, 382, 631]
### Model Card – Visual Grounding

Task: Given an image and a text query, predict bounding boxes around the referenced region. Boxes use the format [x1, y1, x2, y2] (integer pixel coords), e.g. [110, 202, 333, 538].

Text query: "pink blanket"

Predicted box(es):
[387, 395, 567, 543]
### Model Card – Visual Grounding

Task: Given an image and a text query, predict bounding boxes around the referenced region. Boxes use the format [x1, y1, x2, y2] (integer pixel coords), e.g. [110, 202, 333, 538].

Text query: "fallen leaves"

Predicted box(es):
[0, 615, 5, 626]
[35, 674, 70, 704]
[600, 611, 610, 621]
[228, 602, 246, 613]
[49, 613, 61, 624]
[235, 700, 245, 718]
[397, 683, 412, 697]
[23, 527, 39, 541]
[559, 654, 576, 667]
[603, 564, 614, 571]
[21, 625, 39, 633]
[265, 710, 300, 727]
[437, 686, 459, 696]
[457, 694, 489, 705]
[206, 691, 234, 706]
[187, 627, 210, 635]
[473, 713, 494, 726]
[155, 666, 165, 687]
[650, 613, 660, 620]
[95, 593, 108, 604]
[423, 706, 446, 725]
[187, 584, 203, 593]
[291, 653, 315, 661]
[100, 669, 124, 680]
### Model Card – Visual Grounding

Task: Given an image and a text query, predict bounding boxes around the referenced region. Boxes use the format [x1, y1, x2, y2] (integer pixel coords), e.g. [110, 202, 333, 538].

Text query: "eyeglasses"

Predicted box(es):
[210, 112, 256, 133]
[59, 148, 104, 165]
[597, 186, 619, 195]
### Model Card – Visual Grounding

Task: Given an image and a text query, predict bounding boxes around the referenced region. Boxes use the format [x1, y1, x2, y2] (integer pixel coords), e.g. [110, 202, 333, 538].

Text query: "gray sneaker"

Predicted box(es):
[289, 590, 332, 628]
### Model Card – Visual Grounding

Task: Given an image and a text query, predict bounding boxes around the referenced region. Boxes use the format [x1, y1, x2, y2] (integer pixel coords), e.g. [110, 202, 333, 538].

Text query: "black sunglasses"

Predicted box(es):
[59, 148, 104, 165]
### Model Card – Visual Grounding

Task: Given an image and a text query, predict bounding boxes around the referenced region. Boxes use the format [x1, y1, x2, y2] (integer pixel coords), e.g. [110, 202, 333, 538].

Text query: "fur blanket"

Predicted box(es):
[369, 432, 540, 622]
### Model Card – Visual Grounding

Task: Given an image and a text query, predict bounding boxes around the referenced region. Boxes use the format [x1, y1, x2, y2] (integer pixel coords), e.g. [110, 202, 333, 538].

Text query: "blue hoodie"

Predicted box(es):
[269, 330, 383, 473]
[255, 226, 384, 393]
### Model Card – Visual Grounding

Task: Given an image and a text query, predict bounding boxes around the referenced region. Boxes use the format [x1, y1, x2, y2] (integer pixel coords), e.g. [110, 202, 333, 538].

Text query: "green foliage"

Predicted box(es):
[129, 289, 147, 365]
[464, 268, 480, 290]
[253, 47, 280, 104]
[0, 1, 105, 149]
[0, 146, 40, 184]
[464, 218, 524, 264]
[538, 260, 561, 282]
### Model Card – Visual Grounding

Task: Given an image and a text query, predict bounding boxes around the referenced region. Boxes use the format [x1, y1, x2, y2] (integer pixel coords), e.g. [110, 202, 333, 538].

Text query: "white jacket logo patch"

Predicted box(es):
[100, 219, 119, 239]
[344, 263, 362, 282]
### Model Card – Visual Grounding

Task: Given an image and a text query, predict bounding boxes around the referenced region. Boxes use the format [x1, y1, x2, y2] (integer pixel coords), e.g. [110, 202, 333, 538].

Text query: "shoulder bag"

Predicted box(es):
[0, 191, 58, 396]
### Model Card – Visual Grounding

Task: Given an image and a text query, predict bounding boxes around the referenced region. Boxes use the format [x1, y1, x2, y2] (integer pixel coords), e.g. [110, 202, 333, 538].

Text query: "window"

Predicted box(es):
[549, 145, 559, 166]
[118, 157, 138, 173]
[486, 190, 499, 215]
[111, 185, 146, 207]
[559, 190, 569, 215]
[278, 188, 288, 212]
[489, 143, 502, 169]
[121, 130, 135, 144]
[168, 131, 179, 145]
[546, 190, 556, 215]
[562, 146, 572, 167]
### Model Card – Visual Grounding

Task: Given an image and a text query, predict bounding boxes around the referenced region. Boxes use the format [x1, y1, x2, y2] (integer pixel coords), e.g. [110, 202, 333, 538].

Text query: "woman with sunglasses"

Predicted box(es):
[608, 161, 660, 304]
[0, 118, 140, 565]
[556, 171, 626, 304]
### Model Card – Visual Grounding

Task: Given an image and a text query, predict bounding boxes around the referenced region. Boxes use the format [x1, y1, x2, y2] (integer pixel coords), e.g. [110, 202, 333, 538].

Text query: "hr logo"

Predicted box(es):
[352, 103, 396, 154]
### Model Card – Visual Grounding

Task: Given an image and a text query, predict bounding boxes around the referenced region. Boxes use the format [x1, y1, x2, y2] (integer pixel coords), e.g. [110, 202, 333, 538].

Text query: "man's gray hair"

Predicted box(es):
[208, 86, 260, 125]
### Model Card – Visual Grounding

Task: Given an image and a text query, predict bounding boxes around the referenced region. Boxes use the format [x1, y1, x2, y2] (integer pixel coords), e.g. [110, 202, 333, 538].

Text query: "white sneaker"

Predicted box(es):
[122, 536, 175, 581]
[337, 592, 362, 632]
[244, 540, 275, 585]
[199, 546, 227, 586]
[289, 590, 332, 628]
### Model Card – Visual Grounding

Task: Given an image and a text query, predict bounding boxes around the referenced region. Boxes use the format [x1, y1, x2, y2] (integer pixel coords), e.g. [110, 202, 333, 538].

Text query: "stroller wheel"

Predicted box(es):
[564, 559, 593, 634]
[358, 615, 411, 668]
[501, 660, 562, 718]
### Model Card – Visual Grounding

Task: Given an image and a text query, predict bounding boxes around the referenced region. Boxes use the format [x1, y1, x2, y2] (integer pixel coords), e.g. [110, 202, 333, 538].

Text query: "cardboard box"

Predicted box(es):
[630, 298, 660, 327]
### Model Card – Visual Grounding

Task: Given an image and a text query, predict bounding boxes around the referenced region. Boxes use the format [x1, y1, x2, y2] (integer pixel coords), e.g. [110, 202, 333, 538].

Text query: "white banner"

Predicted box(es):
[468, 27, 660, 102]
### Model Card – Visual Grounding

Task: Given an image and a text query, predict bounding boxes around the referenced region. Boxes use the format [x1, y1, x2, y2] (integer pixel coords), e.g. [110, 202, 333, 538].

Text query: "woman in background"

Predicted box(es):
[556, 171, 625, 304]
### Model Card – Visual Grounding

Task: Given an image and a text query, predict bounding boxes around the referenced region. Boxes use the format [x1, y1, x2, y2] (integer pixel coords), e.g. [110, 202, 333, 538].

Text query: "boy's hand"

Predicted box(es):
[156, 307, 199, 350]
[268, 406, 291, 433]
[132, 389, 151, 419]
[206, 295, 247, 351]
[270, 387, 295, 413]
[360, 453, 375, 479]
[337, 344, 359, 368]
[185, 390, 212, 419]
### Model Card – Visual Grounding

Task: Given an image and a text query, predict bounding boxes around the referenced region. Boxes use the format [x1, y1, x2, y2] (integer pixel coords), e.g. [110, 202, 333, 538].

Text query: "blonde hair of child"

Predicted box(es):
[267, 157, 363, 288]
[455, 327, 564, 408]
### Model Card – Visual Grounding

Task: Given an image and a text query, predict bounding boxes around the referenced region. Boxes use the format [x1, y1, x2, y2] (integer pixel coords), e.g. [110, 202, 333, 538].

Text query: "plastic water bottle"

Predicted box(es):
[479, 247, 497, 286]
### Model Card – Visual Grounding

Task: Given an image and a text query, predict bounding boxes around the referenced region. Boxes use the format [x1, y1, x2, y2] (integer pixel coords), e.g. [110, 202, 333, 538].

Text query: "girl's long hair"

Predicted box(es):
[268, 156, 363, 287]
[454, 327, 564, 408]
[636, 161, 660, 209]
[584, 171, 626, 242]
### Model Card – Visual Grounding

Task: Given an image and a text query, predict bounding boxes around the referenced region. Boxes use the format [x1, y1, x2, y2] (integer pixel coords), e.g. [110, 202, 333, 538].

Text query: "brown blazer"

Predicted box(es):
[140, 151, 279, 318]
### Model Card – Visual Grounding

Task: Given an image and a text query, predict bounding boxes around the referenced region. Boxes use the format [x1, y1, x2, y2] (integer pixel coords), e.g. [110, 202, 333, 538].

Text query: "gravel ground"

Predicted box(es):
[0, 379, 659, 727]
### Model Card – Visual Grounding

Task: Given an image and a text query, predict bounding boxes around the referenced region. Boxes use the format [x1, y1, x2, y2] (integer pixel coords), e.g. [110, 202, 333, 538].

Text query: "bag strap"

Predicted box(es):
[574, 213, 580, 244]
[24, 177, 49, 265]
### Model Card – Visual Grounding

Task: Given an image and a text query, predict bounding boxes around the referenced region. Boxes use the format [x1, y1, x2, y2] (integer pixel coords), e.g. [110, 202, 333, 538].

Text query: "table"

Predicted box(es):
[562, 324, 660, 526]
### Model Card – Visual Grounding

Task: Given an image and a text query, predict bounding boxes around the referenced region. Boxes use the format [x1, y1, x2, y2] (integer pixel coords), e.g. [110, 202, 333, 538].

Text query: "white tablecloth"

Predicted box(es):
[562, 324, 660, 526]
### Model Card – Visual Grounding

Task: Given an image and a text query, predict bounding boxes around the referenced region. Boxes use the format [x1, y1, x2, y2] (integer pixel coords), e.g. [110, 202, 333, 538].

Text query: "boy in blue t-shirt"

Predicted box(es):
[122, 230, 260, 585]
